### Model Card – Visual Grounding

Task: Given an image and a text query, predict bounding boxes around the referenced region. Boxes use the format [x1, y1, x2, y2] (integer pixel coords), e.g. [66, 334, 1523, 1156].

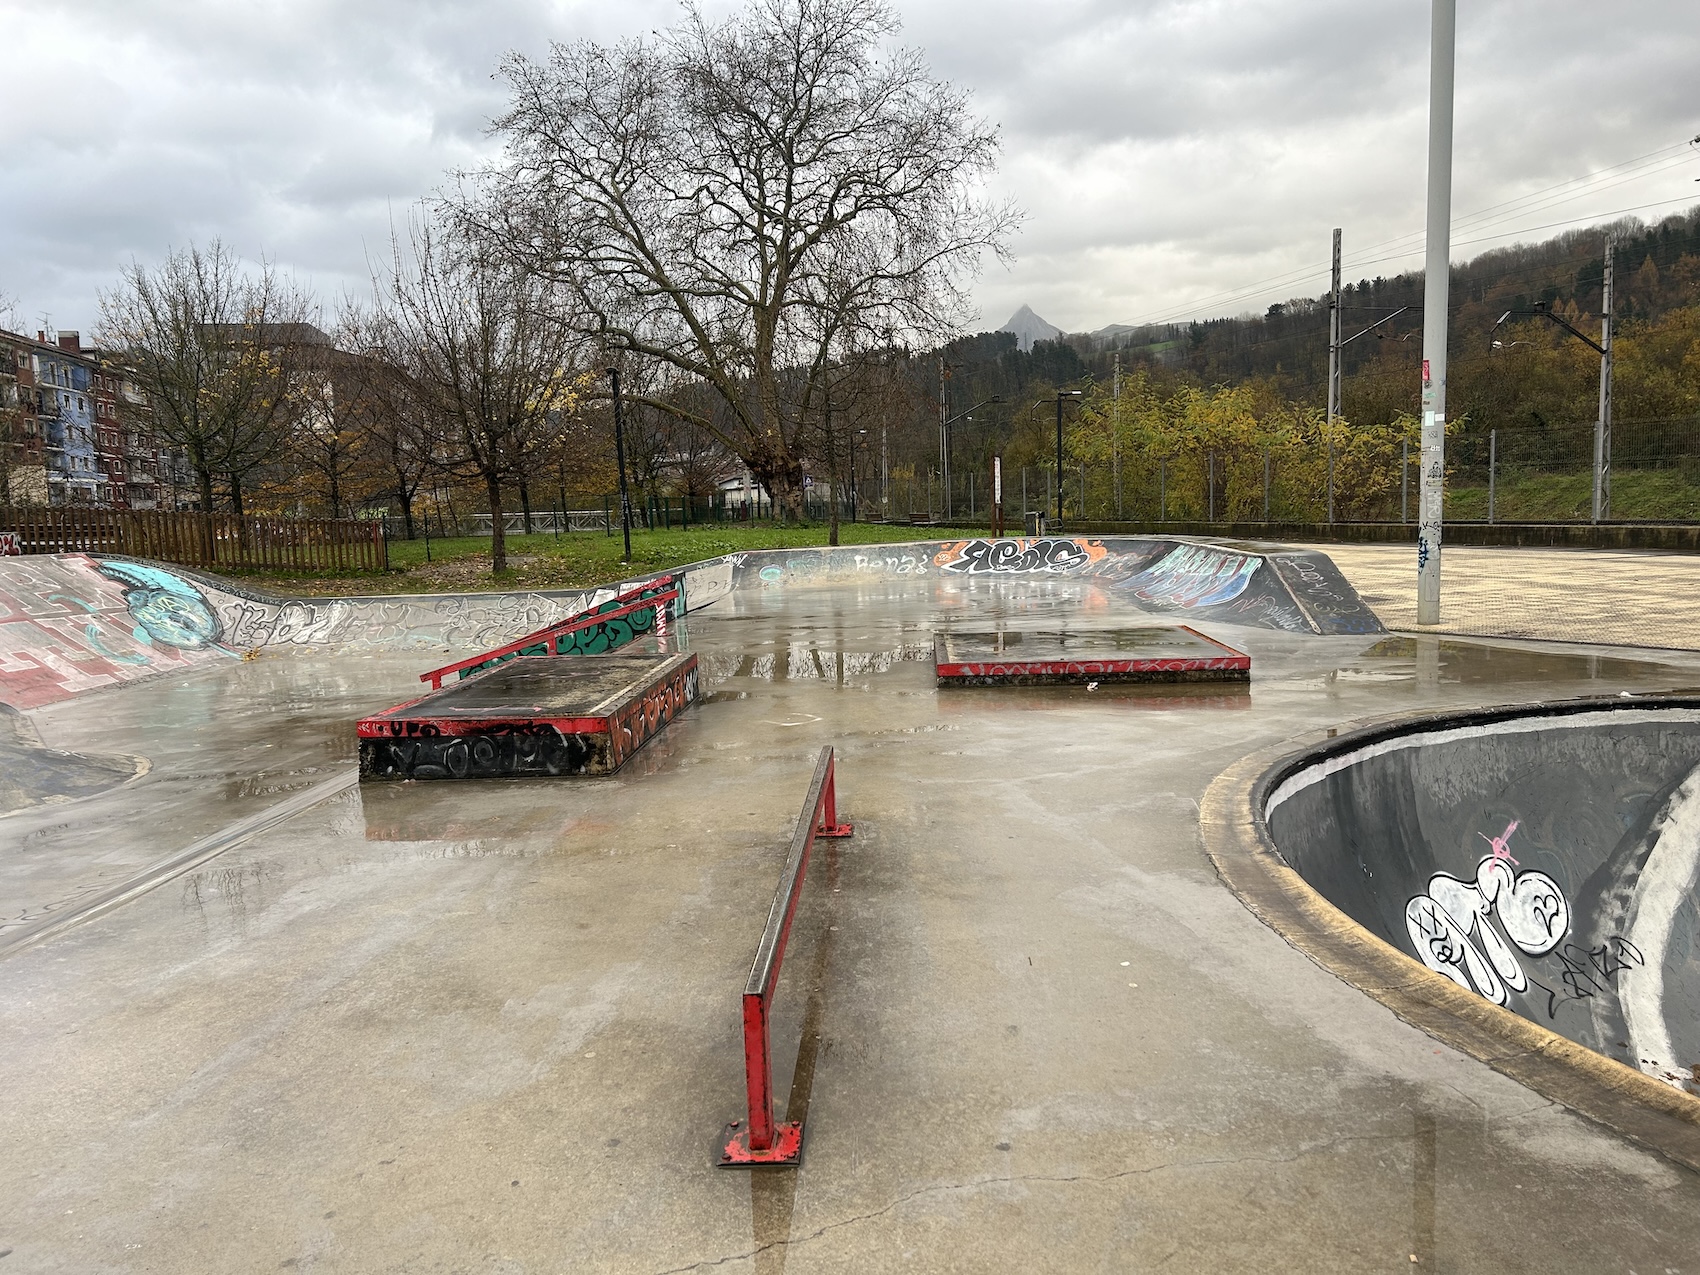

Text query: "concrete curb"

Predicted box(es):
[1199, 707, 1700, 1175]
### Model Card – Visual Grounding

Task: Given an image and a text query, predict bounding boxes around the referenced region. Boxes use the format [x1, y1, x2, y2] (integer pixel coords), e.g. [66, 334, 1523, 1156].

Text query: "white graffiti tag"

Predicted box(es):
[1403, 821, 1570, 1005]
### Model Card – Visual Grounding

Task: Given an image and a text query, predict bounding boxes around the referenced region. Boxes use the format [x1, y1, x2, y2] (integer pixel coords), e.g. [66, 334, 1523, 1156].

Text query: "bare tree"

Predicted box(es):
[370, 215, 584, 572]
[97, 241, 317, 523]
[288, 303, 387, 520]
[473, 0, 1016, 520]
[356, 352, 436, 539]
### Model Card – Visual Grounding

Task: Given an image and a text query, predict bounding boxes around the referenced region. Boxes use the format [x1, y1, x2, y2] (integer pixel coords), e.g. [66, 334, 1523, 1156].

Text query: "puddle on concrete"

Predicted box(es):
[1341, 636, 1698, 689]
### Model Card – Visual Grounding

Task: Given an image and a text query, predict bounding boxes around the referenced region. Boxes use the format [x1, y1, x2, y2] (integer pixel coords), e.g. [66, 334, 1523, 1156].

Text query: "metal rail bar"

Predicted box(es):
[418, 575, 678, 689]
[718, 746, 852, 1167]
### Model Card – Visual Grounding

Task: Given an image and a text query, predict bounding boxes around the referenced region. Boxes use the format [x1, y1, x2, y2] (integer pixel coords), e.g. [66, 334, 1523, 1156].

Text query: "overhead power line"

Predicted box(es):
[1112, 138, 1699, 330]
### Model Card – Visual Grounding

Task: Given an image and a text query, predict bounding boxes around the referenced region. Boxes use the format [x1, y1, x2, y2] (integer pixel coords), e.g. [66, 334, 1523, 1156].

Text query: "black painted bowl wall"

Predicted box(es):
[1262, 700, 1700, 1093]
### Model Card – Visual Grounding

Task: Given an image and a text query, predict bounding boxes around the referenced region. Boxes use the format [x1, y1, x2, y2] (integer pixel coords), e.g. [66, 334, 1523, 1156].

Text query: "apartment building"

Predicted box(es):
[0, 328, 174, 509]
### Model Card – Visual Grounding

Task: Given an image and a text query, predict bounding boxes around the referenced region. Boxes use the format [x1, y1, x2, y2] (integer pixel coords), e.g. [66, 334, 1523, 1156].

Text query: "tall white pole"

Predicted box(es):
[1417, 0, 1455, 625]
[1327, 228, 1342, 524]
[1594, 240, 1614, 523]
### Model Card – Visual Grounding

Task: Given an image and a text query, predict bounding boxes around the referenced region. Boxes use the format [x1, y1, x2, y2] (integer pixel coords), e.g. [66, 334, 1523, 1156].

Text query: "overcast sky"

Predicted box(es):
[2, 0, 1695, 340]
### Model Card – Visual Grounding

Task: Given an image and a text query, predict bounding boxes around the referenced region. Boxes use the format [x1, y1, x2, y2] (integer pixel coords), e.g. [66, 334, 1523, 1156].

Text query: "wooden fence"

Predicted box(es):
[0, 507, 388, 573]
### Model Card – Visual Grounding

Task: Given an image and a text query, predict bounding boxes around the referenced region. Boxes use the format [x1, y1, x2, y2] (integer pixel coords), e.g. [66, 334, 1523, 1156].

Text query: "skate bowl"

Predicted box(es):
[1202, 696, 1700, 1170]
[0, 536, 1380, 711]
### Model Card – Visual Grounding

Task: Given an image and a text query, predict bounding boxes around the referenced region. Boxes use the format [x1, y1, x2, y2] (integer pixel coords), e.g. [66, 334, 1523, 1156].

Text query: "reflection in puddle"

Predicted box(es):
[1347, 637, 1693, 687]
[697, 642, 933, 684]
[358, 782, 606, 845]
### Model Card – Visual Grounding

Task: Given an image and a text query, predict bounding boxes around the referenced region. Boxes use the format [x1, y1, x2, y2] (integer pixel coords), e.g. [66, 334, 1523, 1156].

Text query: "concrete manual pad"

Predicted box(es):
[935, 624, 1250, 686]
[5, 576, 1700, 1271]
[357, 651, 699, 781]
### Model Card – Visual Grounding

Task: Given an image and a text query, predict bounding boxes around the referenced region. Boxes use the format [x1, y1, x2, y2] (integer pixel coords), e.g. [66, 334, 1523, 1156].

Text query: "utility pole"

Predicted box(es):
[1595, 239, 1614, 523]
[1417, 0, 1455, 626]
[1328, 227, 1342, 524]
[938, 356, 951, 521]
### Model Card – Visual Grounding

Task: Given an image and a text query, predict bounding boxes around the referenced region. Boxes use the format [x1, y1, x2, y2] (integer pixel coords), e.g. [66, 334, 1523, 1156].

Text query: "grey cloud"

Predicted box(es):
[1, 0, 1695, 340]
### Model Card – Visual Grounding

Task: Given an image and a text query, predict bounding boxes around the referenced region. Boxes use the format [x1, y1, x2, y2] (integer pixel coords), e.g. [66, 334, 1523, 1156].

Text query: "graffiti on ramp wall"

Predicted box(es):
[1118, 544, 1260, 609]
[933, 538, 1108, 575]
[0, 554, 228, 709]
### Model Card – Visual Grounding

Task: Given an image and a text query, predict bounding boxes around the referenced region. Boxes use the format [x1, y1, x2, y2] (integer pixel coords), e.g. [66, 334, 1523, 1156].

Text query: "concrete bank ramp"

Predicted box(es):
[0, 553, 643, 710]
[1264, 698, 1700, 1096]
[0, 536, 1379, 710]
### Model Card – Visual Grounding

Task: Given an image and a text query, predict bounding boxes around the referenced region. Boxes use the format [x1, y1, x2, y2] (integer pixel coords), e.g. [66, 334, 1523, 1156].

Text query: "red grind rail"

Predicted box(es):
[418, 575, 679, 689]
[718, 746, 852, 1168]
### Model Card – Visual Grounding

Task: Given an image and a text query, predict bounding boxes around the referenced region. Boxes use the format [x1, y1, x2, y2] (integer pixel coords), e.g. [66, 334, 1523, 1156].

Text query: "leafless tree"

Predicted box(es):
[471, 0, 1016, 520]
[97, 240, 318, 522]
[288, 302, 387, 520]
[369, 214, 585, 572]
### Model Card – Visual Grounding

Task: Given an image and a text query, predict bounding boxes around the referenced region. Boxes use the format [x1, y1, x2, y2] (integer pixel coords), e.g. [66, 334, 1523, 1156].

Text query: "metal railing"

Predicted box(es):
[718, 745, 853, 1168]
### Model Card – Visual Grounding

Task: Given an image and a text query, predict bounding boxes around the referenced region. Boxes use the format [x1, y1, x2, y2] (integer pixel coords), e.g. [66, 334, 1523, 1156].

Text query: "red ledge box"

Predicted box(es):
[358, 651, 698, 780]
[934, 626, 1250, 687]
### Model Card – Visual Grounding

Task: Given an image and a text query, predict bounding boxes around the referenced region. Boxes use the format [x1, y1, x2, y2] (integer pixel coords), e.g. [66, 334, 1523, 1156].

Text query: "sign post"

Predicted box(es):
[992, 456, 1004, 537]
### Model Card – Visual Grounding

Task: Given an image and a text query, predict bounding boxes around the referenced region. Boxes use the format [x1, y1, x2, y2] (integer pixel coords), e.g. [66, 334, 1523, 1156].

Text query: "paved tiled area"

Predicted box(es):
[1323, 543, 1700, 650]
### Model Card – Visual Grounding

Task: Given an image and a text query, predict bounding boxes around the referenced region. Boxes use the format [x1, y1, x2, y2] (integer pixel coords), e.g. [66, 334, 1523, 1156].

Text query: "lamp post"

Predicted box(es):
[1053, 390, 1084, 523]
[1490, 250, 1614, 522]
[606, 366, 633, 562]
[848, 428, 867, 522]
[941, 395, 1002, 520]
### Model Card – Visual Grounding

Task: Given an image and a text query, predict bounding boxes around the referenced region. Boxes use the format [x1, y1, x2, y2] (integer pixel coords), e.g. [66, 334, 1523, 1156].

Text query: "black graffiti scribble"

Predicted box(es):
[937, 538, 1094, 575]
[1528, 936, 1645, 1020]
[361, 726, 602, 780]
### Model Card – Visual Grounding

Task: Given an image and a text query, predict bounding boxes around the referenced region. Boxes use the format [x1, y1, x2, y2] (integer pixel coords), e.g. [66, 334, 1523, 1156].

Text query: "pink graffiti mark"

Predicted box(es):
[1479, 819, 1520, 865]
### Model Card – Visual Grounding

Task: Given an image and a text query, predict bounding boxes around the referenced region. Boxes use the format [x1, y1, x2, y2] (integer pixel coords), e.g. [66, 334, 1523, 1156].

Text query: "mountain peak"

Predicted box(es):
[998, 305, 1062, 352]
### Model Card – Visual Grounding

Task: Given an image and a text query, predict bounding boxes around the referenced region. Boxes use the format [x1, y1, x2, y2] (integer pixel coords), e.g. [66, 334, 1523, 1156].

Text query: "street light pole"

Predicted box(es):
[1417, 0, 1456, 625]
[1328, 227, 1342, 525]
[607, 366, 633, 563]
[1492, 272, 1614, 523]
[1052, 390, 1083, 523]
[938, 356, 951, 520]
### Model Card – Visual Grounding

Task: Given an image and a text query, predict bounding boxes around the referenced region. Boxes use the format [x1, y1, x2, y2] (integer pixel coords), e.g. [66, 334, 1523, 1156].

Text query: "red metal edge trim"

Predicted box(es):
[936, 657, 1251, 678]
[1177, 625, 1252, 666]
[356, 714, 611, 740]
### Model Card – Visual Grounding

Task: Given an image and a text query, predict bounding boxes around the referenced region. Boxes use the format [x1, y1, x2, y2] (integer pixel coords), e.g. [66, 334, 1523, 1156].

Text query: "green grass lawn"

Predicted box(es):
[206, 521, 961, 596]
[1445, 469, 1700, 522]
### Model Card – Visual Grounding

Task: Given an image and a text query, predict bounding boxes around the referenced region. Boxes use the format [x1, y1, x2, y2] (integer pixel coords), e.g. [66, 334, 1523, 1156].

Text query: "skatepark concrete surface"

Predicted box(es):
[5, 547, 1700, 1271]
[1326, 541, 1700, 650]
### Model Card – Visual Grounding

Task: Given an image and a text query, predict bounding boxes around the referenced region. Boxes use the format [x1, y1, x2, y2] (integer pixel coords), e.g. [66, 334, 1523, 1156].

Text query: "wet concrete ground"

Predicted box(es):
[4, 575, 1700, 1272]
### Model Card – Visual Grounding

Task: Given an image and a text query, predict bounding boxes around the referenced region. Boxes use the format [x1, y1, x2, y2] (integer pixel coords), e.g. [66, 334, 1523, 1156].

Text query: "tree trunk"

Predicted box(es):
[229, 472, 249, 558]
[486, 472, 507, 574]
[396, 481, 415, 539]
[329, 469, 341, 522]
[826, 398, 840, 547]
[196, 466, 217, 564]
[520, 481, 533, 535]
